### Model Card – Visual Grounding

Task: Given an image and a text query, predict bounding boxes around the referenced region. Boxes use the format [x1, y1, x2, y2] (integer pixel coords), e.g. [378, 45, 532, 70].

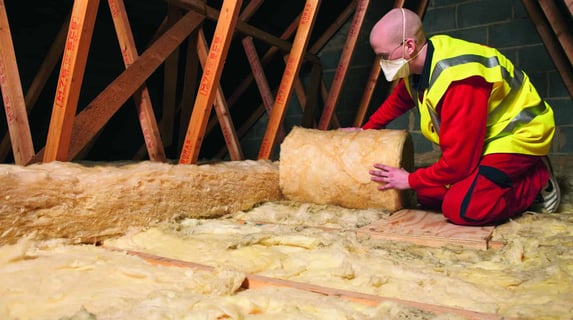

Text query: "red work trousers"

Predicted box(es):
[415, 153, 549, 226]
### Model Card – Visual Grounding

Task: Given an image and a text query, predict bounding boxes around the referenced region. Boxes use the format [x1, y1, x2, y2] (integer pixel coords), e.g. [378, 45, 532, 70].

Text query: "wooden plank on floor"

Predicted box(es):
[179, 0, 242, 164]
[0, 0, 35, 164]
[258, 0, 321, 159]
[356, 209, 498, 250]
[108, 0, 166, 162]
[105, 246, 509, 320]
[43, 0, 100, 162]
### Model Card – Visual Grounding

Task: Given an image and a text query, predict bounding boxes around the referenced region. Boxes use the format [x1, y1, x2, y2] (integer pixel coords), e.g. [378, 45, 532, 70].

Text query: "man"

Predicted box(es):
[363, 8, 560, 225]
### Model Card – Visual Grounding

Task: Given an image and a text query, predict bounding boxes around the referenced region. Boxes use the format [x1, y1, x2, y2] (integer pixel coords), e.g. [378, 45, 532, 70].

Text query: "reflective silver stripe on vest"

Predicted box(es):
[429, 54, 500, 88]
[487, 67, 523, 125]
[499, 101, 547, 134]
[428, 105, 440, 135]
[409, 76, 441, 135]
[428, 55, 501, 136]
[429, 53, 546, 138]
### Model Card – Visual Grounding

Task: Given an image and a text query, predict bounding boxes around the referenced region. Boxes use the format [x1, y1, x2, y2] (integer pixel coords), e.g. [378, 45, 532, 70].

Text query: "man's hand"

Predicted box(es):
[369, 163, 411, 190]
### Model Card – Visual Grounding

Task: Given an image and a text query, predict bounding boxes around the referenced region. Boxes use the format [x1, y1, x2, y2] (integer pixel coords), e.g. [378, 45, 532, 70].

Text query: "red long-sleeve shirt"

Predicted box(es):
[362, 76, 492, 190]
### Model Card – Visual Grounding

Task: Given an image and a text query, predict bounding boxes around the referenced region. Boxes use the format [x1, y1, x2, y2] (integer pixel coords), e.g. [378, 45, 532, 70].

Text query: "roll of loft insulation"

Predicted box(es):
[0, 160, 280, 245]
[279, 127, 414, 211]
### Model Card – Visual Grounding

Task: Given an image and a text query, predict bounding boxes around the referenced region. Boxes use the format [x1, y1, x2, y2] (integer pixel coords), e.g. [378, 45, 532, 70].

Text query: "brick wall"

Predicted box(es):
[241, 0, 572, 160]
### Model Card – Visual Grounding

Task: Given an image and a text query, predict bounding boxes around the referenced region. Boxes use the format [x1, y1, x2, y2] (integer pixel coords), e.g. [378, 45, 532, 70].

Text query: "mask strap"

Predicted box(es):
[401, 8, 406, 58]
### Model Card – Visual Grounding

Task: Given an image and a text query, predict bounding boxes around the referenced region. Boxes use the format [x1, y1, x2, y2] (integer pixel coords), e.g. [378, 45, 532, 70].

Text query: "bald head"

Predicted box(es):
[369, 8, 426, 52]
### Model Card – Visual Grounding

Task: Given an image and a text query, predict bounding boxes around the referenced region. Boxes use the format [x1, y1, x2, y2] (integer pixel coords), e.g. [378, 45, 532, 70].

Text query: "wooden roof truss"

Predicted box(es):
[1, 0, 490, 165]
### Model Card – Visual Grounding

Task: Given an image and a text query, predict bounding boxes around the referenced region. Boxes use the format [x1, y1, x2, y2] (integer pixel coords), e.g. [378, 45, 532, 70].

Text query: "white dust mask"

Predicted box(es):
[379, 45, 425, 81]
[378, 8, 416, 81]
[379, 56, 410, 81]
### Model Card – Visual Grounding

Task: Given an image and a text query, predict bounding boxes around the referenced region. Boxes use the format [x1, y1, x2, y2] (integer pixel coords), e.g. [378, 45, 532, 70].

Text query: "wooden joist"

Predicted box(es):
[289, 55, 309, 110]
[199, 0, 352, 159]
[258, 0, 322, 159]
[318, 0, 370, 130]
[108, 0, 167, 162]
[353, 59, 381, 126]
[176, 35, 200, 156]
[195, 30, 243, 161]
[0, 0, 36, 164]
[242, 36, 286, 141]
[0, 13, 68, 163]
[225, 13, 300, 110]
[212, 15, 298, 158]
[204, 0, 283, 154]
[212, 2, 353, 149]
[1, 0, 567, 163]
[160, 6, 183, 150]
[235, 0, 277, 145]
[521, 0, 573, 98]
[301, 63, 322, 128]
[105, 246, 509, 320]
[309, 1, 357, 53]
[537, 0, 573, 67]
[43, 0, 100, 162]
[23, 15, 69, 120]
[31, 9, 204, 163]
[165, 0, 321, 65]
[207, 13, 302, 147]
[179, 0, 242, 164]
[239, 0, 264, 21]
[565, 0, 573, 16]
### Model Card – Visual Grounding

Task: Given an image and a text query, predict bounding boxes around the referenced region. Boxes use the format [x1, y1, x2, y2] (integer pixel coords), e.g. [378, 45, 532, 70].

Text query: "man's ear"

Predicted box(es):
[404, 38, 416, 56]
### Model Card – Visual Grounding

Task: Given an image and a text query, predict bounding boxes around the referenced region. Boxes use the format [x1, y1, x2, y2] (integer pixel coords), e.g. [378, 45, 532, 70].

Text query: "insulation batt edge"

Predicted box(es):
[0, 159, 281, 245]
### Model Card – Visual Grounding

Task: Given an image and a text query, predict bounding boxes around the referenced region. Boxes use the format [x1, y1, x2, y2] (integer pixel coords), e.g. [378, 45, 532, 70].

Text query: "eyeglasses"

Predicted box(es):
[378, 41, 404, 61]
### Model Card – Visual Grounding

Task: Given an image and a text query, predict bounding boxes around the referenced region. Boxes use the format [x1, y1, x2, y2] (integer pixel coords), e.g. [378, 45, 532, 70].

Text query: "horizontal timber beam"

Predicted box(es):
[104, 246, 510, 320]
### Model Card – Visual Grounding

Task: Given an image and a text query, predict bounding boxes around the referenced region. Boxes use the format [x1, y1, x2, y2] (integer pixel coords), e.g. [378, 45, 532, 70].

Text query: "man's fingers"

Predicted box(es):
[372, 163, 386, 170]
[369, 169, 384, 177]
[371, 177, 384, 184]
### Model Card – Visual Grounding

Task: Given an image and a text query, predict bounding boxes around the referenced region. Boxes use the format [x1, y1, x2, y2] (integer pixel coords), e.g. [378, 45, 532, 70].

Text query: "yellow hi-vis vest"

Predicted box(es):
[404, 35, 555, 156]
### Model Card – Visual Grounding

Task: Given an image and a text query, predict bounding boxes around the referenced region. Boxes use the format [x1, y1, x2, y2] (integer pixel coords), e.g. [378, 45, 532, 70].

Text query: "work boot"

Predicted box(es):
[538, 156, 561, 213]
